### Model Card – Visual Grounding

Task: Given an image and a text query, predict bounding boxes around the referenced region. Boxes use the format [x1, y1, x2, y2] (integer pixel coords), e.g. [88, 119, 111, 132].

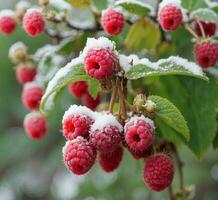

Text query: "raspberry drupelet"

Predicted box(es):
[68, 81, 88, 98]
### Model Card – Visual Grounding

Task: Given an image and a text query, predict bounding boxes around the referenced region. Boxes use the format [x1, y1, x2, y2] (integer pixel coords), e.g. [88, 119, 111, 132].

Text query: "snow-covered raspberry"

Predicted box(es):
[63, 137, 96, 175]
[82, 93, 101, 110]
[68, 81, 88, 98]
[101, 9, 125, 36]
[158, 1, 183, 31]
[90, 113, 123, 152]
[124, 116, 155, 152]
[0, 10, 17, 35]
[99, 145, 123, 173]
[194, 21, 217, 37]
[9, 42, 28, 63]
[62, 105, 95, 140]
[16, 63, 37, 85]
[22, 82, 44, 110]
[144, 154, 174, 191]
[194, 42, 218, 68]
[23, 9, 45, 36]
[24, 112, 48, 140]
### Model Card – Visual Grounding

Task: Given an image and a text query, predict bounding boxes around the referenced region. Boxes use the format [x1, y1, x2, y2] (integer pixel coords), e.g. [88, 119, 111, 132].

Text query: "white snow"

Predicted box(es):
[90, 112, 123, 132]
[23, 81, 43, 90]
[62, 105, 95, 123]
[204, 0, 218, 8]
[24, 111, 43, 125]
[80, 37, 116, 60]
[124, 115, 155, 131]
[0, 9, 15, 18]
[50, 0, 72, 11]
[159, 0, 181, 10]
[9, 42, 27, 59]
[34, 45, 54, 59]
[16, 1, 30, 11]
[25, 8, 41, 15]
[102, 7, 124, 16]
[62, 137, 86, 154]
[191, 8, 217, 23]
[119, 54, 140, 72]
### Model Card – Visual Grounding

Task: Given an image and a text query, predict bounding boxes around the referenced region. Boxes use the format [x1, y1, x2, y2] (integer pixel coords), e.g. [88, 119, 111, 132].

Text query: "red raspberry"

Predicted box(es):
[124, 116, 154, 152]
[194, 21, 217, 37]
[144, 154, 174, 191]
[22, 83, 44, 110]
[90, 113, 122, 152]
[0, 10, 16, 35]
[194, 42, 218, 68]
[62, 105, 95, 140]
[84, 48, 116, 80]
[23, 9, 45, 36]
[101, 9, 125, 36]
[24, 112, 48, 140]
[63, 137, 96, 175]
[158, 5, 183, 31]
[128, 146, 153, 160]
[16, 63, 37, 85]
[68, 81, 88, 98]
[82, 93, 101, 110]
[99, 145, 123, 173]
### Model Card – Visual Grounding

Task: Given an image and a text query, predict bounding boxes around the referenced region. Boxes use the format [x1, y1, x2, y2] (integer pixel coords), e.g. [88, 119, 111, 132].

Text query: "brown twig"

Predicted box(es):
[168, 185, 175, 200]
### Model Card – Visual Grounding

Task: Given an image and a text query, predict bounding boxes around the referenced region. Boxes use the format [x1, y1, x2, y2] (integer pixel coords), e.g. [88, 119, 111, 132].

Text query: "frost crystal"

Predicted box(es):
[0, 9, 15, 18]
[159, 0, 181, 10]
[16, 1, 30, 11]
[9, 42, 27, 59]
[119, 54, 140, 72]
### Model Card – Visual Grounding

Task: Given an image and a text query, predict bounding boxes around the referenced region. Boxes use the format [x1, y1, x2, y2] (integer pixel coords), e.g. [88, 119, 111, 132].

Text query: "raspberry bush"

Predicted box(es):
[2, 0, 218, 199]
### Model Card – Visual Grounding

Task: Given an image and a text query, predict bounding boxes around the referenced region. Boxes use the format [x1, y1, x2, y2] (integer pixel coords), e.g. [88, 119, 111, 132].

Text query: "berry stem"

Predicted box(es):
[168, 185, 175, 200]
[197, 20, 206, 38]
[118, 78, 127, 124]
[184, 24, 199, 40]
[108, 78, 118, 113]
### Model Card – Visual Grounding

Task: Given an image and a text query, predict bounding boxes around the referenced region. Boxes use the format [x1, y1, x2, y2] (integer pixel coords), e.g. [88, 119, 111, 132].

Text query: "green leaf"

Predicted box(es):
[88, 78, 100, 99]
[182, 0, 207, 11]
[125, 18, 161, 51]
[125, 56, 208, 81]
[115, 0, 153, 15]
[92, 0, 107, 11]
[148, 95, 190, 140]
[204, 0, 218, 13]
[40, 58, 89, 113]
[50, 0, 73, 12]
[191, 8, 218, 22]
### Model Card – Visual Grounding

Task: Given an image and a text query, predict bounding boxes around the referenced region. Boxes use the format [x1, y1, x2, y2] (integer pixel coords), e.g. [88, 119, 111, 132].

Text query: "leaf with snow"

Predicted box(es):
[191, 8, 218, 23]
[40, 58, 89, 113]
[125, 56, 208, 81]
[115, 0, 154, 16]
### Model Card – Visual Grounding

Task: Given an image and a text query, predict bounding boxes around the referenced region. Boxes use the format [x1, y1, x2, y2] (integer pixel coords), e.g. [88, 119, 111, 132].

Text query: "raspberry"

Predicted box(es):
[84, 48, 116, 80]
[158, 5, 183, 31]
[63, 137, 96, 175]
[23, 9, 45, 36]
[16, 63, 37, 85]
[68, 81, 88, 98]
[101, 9, 125, 36]
[24, 112, 48, 140]
[82, 93, 101, 110]
[90, 113, 122, 152]
[22, 83, 44, 110]
[0, 10, 17, 35]
[62, 105, 95, 140]
[194, 42, 218, 68]
[194, 21, 217, 37]
[99, 145, 123, 173]
[124, 116, 154, 152]
[144, 154, 174, 191]
[128, 147, 153, 160]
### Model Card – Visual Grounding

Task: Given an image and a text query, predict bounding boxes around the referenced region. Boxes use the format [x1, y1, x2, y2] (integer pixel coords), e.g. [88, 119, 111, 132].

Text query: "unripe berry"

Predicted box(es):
[82, 93, 101, 110]
[9, 42, 28, 63]
[16, 63, 37, 85]
[84, 48, 117, 80]
[194, 41, 218, 68]
[124, 116, 155, 152]
[23, 9, 45, 37]
[144, 154, 174, 191]
[101, 9, 125, 36]
[194, 21, 217, 37]
[99, 145, 123, 173]
[63, 137, 96, 175]
[22, 82, 44, 110]
[24, 112, 48, 140]
[0, 10, 17, 35]
[68, 81, 88, 98]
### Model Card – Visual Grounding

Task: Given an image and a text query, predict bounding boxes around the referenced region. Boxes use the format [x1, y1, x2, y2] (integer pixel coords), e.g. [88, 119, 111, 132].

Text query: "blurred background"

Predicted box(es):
[0, 0, 218, 200]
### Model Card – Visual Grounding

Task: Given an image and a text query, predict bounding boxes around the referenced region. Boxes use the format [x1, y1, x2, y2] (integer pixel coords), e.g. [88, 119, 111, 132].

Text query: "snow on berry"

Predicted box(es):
[101, 9, 125, 36]
[9, 42, 28, 63]
[16, 63, 37, 85]
[68, 81, 88, 98]
[62, 105, 95, 140]
[82, 93, 101, 110]
[144, 154, 174, 191]
[99, 145, 123, 173]
[0, 10, 17, 35]
[22, 82, 44, 110]
[194, 41, 218, 68]
[194, 21, 217, 37]
[90, 113, 123, 152]
[23, 8, 45, 36]
[16, 1, 31, 11]
[24, 112, 48, 140]
[63, 137, 96, 175]
[124, 115, 155, 152]
[158, 0, 183, 31]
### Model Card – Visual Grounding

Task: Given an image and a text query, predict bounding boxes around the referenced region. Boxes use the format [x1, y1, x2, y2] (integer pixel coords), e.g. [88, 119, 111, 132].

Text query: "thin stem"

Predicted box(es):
[197, 21, 206, 38]
[168, 185, 174, 200]
[108, 79, 118, 113]
[118, 78, 127, 124]
[184, 24, 199, 40]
